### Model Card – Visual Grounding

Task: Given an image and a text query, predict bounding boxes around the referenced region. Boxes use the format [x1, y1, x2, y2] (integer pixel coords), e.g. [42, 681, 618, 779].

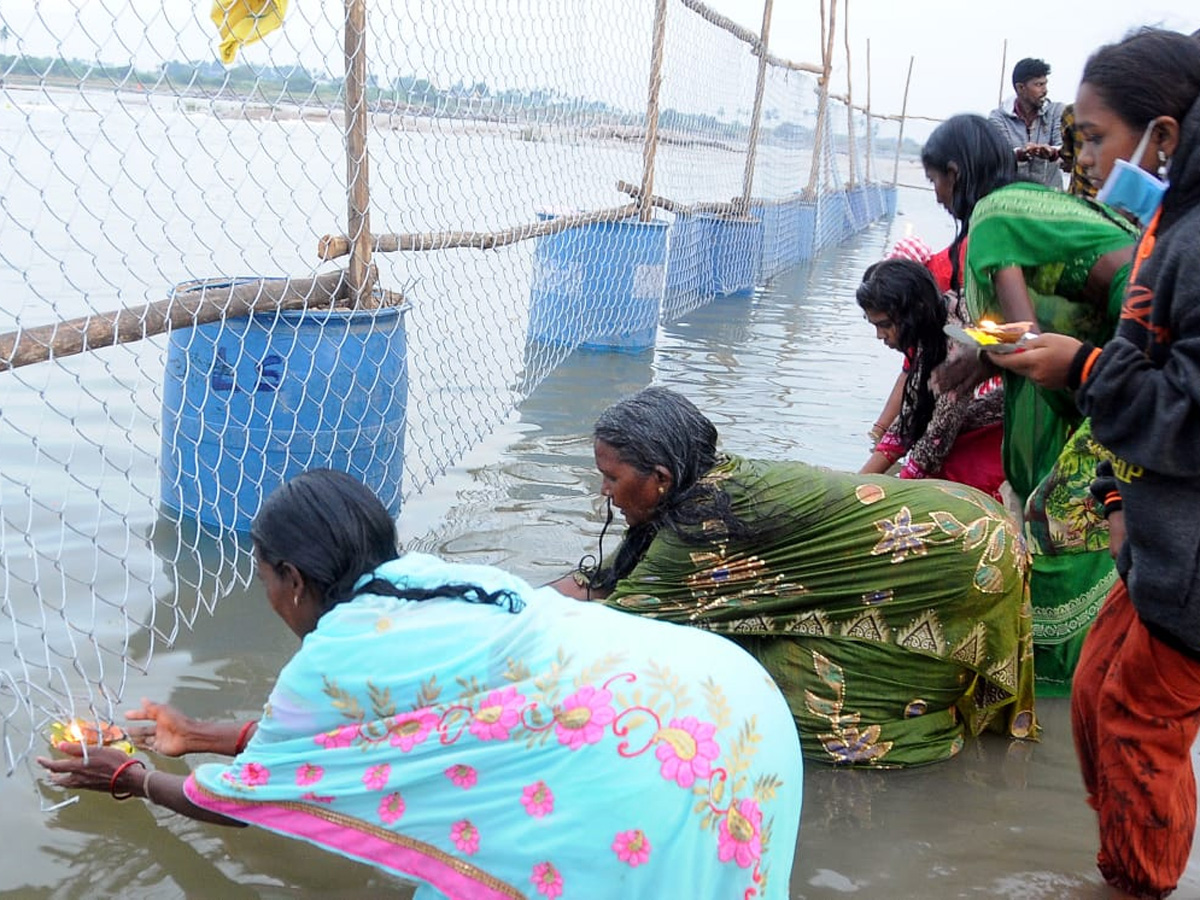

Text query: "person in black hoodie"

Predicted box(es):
[988, 28, 1200, 900]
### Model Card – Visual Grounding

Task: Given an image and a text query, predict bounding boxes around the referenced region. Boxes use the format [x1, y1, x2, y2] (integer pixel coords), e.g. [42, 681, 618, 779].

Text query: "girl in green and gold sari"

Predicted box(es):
[551, 387, 1037, 768]
[922, 115, 1139, 693]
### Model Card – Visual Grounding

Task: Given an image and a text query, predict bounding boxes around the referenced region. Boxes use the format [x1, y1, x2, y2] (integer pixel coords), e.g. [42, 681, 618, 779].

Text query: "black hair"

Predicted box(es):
[1082, 28, 1200, 226]
[1082, 28, 1200, 131]
[920, 114, 1017, 292]
[857, 259, 947, 447]
[1012, 58, 1050, 88]
[251, 468, 522, 617]
[589, 386, 751, 590]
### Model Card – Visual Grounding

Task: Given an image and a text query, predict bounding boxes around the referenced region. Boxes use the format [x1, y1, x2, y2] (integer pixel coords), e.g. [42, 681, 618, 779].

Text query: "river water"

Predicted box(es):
[4, 165, 1200, 895]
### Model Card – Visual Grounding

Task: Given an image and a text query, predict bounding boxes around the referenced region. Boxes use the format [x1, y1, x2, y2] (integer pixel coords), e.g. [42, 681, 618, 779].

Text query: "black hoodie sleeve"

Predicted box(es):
[1088, 460, 1121, 519]
[1077, 235, 1200, 479]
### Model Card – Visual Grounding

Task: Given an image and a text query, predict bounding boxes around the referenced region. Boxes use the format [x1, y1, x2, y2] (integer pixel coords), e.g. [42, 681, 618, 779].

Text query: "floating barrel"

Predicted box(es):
[848, 185, 871, 229]
[661, 212, 713, 323]
[752, 202, 785, 282]
[864, 183, 884, 221]
[705, 214, 763, 298]
[816, 191, 853, 250]
[529, 213, 668, 353]
[882, 184, 899, 218]
[160, 292, 409, 531]
[791, 197, 818, 262]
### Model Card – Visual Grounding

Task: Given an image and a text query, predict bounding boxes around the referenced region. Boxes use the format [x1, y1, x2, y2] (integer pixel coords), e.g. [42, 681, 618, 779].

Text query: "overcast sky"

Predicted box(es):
[1, 1, 1197, 141]
[708, 0, 1199, 138]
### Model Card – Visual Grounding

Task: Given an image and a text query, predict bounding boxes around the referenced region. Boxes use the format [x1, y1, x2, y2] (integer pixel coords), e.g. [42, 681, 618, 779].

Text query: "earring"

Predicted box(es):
[293, 594, 300, 607]
[658, 486, 665, 495]
[1158, 149, 1170, 179]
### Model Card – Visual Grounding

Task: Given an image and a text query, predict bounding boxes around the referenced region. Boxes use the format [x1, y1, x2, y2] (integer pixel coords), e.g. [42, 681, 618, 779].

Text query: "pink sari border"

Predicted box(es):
[184, 775, 522, 899]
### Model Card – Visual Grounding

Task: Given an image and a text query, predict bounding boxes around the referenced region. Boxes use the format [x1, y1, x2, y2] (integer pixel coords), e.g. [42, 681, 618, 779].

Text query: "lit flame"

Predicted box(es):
[66, 721, 85, 742]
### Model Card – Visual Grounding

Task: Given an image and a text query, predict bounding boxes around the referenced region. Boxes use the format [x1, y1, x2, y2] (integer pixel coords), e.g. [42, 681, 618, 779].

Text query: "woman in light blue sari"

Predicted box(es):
[39, 468, 801, 899]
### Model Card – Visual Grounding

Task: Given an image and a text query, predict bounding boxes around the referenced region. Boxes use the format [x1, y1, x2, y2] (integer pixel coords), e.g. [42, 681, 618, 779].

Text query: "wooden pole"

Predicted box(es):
[344, 0, 375, 306]
[639, 0, 669, 222]
[843, 0, 859, 187]
[998, 38, 1008, 108]
[318, 204, 641, 259]
[891, 55, 914, 185]
[739, 0, 774, 214]
[805, 0, 837, 196]
[865, 38, 873, 183]
[819, 0, 826, 71]
[616, 180, 738, 216]
[0, 271, 352, 372]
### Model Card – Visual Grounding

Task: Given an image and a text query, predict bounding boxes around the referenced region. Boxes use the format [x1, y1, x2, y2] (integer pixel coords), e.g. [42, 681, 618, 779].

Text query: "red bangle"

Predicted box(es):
[109, 758, 146, 800]
[234, 721, 256, 755]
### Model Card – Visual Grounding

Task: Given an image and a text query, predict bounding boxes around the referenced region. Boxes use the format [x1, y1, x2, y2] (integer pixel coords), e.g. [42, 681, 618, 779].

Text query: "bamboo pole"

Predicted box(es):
[891, 55, 914, 186]
[616, 179, 739, 215]
[843, 0, 858, 188]
[865, 38, 873, 183]
[675, 0, 820, 73]
[761, 52, 822, 76]
[0, 271, 352, 372]
[819, 0, 826, 70]
[739, 0, 774, 214]
[344, 0, 375, 306]
[998, 39, 1008, 108]
[805, 0, 837, 197]
[318, 204, 640, 259]
[639, 0, 669, 222]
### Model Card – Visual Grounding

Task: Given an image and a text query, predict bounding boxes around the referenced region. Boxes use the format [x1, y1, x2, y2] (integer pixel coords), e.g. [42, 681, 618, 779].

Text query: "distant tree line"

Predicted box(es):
[0, 52, 921, 156]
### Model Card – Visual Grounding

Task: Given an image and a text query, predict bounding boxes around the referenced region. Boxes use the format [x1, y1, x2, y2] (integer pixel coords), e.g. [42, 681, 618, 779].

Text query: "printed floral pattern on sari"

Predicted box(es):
[871, 486, 1027, 593]
[612, 829, 652, 866]
[283, 658, 783, 897]
[805, 650, 895, 765]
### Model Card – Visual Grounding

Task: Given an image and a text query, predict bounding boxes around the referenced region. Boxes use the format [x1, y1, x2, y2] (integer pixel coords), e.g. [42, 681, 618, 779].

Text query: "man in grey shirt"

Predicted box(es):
[988, 57, 1064, 189]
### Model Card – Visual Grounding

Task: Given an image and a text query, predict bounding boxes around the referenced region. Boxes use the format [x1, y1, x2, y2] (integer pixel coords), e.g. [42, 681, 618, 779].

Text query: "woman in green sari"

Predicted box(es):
[551, 387, 1037, 768]
[923, 115, 1139, 693]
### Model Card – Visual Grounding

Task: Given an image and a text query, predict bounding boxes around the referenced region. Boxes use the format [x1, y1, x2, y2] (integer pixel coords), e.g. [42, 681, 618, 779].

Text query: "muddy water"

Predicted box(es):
[6, 187, 1199, 898]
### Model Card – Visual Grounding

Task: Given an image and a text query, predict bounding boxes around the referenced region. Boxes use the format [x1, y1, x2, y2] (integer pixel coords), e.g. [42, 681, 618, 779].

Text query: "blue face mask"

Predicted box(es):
[1096, 122, 1168, 225]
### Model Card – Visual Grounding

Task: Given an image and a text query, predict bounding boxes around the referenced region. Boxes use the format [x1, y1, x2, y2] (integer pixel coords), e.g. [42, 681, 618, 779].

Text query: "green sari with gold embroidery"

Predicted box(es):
[605, 455, 1037, 768]
[965, 182, 1138, 693]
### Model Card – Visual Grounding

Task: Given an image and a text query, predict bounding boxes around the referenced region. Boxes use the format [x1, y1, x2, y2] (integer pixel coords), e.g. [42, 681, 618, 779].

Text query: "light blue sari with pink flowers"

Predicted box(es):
[185, 553, 802, 899]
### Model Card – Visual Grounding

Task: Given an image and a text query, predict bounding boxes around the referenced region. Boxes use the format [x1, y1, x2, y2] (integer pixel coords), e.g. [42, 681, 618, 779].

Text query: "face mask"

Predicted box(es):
[1096, 122, 1168, 225]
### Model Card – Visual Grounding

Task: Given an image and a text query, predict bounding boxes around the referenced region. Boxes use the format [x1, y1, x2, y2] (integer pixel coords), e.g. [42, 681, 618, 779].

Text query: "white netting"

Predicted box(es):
[0, 0, 896, 777]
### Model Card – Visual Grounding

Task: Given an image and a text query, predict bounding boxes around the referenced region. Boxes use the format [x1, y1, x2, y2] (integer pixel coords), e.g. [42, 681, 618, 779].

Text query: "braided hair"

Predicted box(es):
[251, 469, 522, 618]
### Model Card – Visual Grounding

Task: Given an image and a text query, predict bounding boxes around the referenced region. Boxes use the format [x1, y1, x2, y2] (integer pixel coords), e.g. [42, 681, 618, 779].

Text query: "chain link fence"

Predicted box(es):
[0, 0, 900, 778]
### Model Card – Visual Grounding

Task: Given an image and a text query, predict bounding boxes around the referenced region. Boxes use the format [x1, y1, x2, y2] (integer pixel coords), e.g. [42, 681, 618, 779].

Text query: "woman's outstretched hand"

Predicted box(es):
[124, 700, 196, 758]
[37, 743, 141, 795]
[986, 333, 1084, 390]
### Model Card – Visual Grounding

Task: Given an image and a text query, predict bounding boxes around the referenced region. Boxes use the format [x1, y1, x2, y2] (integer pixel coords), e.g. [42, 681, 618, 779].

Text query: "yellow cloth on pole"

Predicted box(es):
[210, 0, 289, 65]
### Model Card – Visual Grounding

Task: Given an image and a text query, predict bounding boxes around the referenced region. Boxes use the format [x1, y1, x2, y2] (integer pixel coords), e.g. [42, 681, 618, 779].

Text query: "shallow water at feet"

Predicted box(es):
[5, 188, 1199, 898]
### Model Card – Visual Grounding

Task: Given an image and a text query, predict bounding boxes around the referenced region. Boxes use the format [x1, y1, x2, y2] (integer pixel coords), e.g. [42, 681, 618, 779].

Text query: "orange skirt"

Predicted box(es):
[1071, 580, 1200, 899]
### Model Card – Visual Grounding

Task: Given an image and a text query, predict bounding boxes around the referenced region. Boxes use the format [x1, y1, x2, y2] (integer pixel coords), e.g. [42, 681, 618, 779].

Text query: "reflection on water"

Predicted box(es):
[13, 191, 1200, 897]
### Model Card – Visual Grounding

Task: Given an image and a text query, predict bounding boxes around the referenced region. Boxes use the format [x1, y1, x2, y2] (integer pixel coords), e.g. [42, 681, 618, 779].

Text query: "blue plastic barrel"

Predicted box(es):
[882, 184, 899, 218]
[706, 214, 763, 297]
[847, 186, 870, 230]
[661, 212, 713, 323]
[529, 214, 668, 353]
[752, 203, 790, 282]
[791, 198, 818, 261]
[864, 183, 884, 221]
[816, 191, 853, 250]
[160, 294, 409, 531]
